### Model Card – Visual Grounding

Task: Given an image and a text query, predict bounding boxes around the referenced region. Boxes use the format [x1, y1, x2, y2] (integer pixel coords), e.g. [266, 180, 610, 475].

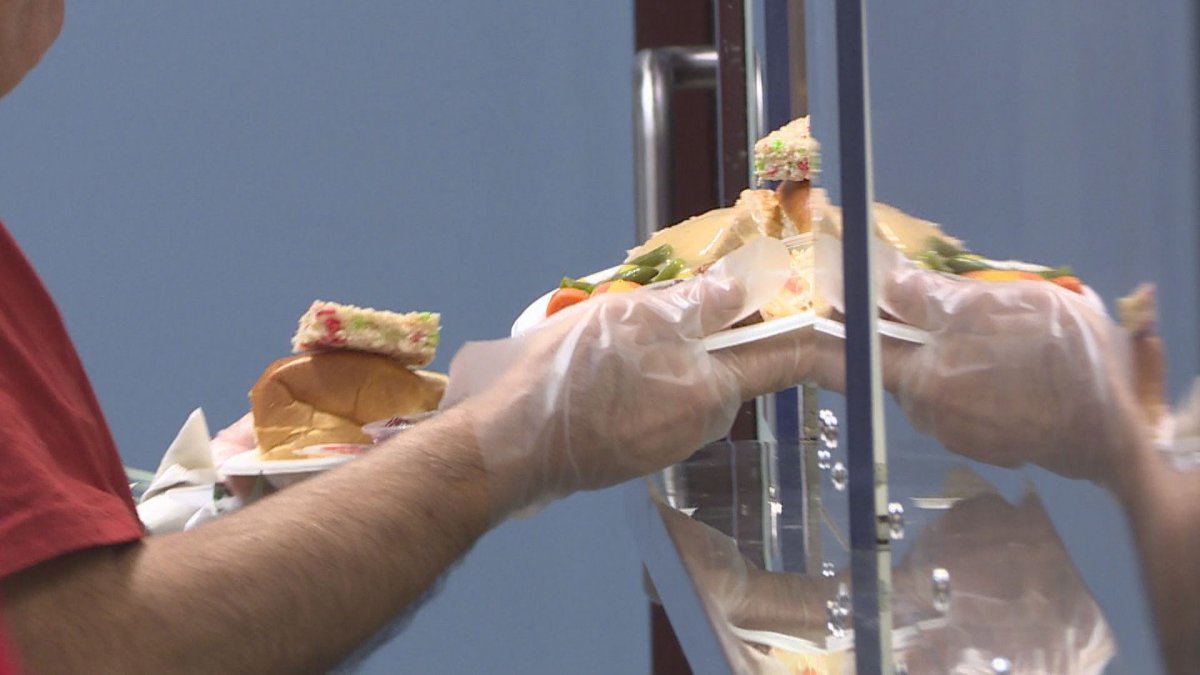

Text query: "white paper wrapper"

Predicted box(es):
[136, 409, 220, 535]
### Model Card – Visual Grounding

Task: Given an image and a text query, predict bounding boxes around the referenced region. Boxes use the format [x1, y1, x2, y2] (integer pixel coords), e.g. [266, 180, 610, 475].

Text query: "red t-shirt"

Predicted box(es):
[0, 220, 142, 580]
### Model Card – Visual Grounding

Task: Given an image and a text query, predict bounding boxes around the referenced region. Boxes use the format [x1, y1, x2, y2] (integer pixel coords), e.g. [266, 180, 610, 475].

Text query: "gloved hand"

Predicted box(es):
[210, 412, 255, 465]
[878, 266, 1146, 487]
[210, 412, 260, 501]
[441, 238, 821, 517]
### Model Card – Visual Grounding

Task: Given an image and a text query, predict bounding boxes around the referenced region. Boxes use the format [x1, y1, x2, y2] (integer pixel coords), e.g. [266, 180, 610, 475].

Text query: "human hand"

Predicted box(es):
[211, 412, 255, 464]
[878, 267, 1145, 486]
[440, 239, 827, 516]
[210, 412, 261, 501]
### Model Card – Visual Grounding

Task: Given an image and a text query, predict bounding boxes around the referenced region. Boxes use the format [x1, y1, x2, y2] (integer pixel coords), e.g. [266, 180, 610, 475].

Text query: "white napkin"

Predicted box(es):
[136, 408, 222, 535]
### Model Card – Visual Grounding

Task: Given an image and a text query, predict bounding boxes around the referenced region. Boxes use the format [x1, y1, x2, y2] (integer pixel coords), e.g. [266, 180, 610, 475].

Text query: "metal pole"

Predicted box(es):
[835, 1, 893, 673]
[633, 47, 718, 244]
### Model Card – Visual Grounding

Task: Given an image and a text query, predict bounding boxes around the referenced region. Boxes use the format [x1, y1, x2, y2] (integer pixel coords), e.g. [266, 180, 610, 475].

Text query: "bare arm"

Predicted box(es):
[0, 243, 811, 673]
[1112, 440, 1200, 675]
[2, 405, 500, 675]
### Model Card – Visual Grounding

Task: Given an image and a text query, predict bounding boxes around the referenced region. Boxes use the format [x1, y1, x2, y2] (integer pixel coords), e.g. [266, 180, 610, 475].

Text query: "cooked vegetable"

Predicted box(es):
[919, 250, 951, 273]
[546, 288, 590, 316]
[1038, 266, 1075, 280]
[592, 280, 642, 296]
[614, 265, 660, 285]
[1050, 275, 1084, 294]
[945, 254, 989, 274]
[962, 269, 1045, 283]
[926, 236, 965, 259]
[651, 258, 686, 282]
[559, 277, 596, 293]
[628, 244, 674, 268]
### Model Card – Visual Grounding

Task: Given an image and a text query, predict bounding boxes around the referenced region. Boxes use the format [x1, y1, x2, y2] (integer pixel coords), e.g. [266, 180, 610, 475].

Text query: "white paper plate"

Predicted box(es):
[511, 266, 931, 351]
[220, 449, 355, 476]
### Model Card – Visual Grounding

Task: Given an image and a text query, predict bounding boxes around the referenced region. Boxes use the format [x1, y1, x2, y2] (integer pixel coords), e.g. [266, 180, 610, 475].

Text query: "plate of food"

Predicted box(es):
[511, 261, 931, 352]
[221, 447, 362, 476]
[219, 300, 449, 480]
[513, 116, 1103, 350]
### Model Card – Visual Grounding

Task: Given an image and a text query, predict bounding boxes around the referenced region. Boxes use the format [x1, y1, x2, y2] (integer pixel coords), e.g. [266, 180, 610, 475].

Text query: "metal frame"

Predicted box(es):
[835, 1, 893, 673]
[633, 47, 719, 244]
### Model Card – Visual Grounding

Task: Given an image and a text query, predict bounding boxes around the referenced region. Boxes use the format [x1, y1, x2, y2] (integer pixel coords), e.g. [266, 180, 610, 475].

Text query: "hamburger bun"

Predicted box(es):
[250, 350, 445, 460]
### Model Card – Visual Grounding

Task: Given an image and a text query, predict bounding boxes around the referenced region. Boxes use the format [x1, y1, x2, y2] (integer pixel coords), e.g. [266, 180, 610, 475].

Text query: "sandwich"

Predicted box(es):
[250, 301, 446, 460]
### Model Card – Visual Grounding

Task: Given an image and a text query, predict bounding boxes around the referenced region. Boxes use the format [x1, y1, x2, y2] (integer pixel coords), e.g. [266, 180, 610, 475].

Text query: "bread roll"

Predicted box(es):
[250, 350, 445, 460]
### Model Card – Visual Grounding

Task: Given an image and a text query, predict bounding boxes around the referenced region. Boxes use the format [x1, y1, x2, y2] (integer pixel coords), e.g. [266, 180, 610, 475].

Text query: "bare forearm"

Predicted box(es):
[1115, 442, 1200, 674]
[2, 406, 496, 674]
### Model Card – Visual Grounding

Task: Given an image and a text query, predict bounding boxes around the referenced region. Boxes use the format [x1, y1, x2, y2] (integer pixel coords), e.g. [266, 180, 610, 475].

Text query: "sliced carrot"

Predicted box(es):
[546, 287, 590, 316]
[1050, 275, 1084, 294]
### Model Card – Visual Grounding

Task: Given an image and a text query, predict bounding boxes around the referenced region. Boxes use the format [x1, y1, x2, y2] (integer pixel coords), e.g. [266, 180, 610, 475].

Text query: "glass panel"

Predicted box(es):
[817, 3, 1197, 673]
[642, 3, 1196, 673]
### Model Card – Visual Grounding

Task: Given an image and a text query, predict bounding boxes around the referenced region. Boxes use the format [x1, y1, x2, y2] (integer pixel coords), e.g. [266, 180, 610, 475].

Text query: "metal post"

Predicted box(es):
[835, 1, 893, 674]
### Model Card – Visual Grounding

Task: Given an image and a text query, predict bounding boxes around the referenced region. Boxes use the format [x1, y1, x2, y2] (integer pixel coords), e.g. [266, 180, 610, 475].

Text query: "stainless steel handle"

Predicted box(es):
[632, 47, 718, 244]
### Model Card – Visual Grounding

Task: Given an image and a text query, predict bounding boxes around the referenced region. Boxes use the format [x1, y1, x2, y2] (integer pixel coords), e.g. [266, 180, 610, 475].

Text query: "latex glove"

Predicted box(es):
[442, 238, 818, 516]
[210, 412, 261, 502]
[210, 412, 255, 465]
[879, 267, 1145, 486]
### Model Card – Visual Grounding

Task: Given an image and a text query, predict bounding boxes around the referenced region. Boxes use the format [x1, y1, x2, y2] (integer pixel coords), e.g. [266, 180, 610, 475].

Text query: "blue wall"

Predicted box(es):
[0, 3, 647, 673]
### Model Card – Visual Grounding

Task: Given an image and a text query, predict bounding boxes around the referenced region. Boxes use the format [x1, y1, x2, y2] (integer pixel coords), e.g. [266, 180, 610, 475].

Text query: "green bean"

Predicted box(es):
[559, 277, 595, 293]
[945, 254, 989, 274]
[615, 265, 660, 285]
[628, 244, 674, 268]
[1038, 266, 1075, 279]
[919, 250, 950, 273]
[651, 258, 686, 282]
[927, 236, 964, 259]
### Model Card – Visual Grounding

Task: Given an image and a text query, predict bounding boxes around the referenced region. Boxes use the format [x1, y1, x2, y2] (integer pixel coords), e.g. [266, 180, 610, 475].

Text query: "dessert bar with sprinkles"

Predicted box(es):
[753, 115, 821, 184]
[291, 300, 440, 368]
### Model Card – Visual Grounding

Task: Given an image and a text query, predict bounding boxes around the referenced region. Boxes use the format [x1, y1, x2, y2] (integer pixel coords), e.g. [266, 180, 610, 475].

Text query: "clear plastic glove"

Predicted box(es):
[210, 412, 261, 502]
[879, 266, 1145, 486]
[211, 412, 255, 465]
[441, 238, 815, 517]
